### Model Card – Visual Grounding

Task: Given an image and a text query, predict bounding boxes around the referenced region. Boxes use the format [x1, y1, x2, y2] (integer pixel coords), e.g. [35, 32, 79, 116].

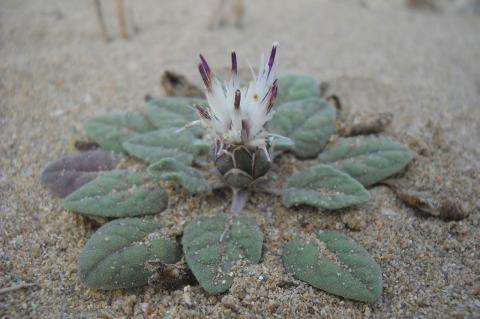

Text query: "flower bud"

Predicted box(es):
[214, 144, 271, 188]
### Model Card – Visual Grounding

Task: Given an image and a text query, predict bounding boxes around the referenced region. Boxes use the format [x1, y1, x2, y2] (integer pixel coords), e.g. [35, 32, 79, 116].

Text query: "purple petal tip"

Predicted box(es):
[199, 54, 211, 75]
[268, 44, 278, 69]
[231, 51, 237, 74]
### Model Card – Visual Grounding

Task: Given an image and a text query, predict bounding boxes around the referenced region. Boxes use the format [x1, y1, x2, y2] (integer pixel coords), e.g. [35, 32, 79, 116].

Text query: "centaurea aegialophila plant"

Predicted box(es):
[41, 42, 415, 302]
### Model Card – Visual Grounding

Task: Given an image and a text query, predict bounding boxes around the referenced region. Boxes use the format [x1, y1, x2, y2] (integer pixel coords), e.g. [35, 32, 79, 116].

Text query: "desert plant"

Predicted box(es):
[42, 43, 413, 303]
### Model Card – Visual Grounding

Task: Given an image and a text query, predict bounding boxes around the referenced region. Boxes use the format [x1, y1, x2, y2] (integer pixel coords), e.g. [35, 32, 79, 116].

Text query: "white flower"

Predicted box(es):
[189, 43, 279, 155]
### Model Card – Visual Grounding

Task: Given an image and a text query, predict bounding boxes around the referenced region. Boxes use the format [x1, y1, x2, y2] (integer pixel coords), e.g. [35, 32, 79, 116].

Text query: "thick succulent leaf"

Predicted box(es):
[319, 136, 413, 186]
[79, 218, 181, 290]
[223, 169, 253, 189]
[268, 97, 336, 158]
[182, 214, 263, 295]
[282, 231, 383, 303]
[276, 74, 320, 105]
[282, 164, 370, 210]
[63, 171, 168, 218]
[269, 135, 294, 150]
[122, 128, 204, 165]
[41, 150, 120, 198]
[84, 112, 155, 153]
[148, 158, 211, 194]
[146, 97, 206, 136]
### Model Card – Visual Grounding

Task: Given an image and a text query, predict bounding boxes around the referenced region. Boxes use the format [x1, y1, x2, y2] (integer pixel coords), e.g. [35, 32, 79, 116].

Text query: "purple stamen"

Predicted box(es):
[271, 80, 278, 99]
[198, 63, 211, 89]
[261, 80, 277, 104]
[267, 44, 277, 72]
[234, 89, 241, 111]
[199, 54, 211, 76]
[267, 81, 278, 113]
[194, 103, 211, 120]
[231, 51, 237, 74]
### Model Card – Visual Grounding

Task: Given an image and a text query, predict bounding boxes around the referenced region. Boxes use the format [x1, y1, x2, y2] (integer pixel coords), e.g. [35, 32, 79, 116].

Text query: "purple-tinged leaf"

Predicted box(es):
[41, 150, 120, 198]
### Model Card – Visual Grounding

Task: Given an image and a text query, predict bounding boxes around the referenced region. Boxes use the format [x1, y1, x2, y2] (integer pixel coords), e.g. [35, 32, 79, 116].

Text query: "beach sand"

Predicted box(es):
[1, 0, 479, 317]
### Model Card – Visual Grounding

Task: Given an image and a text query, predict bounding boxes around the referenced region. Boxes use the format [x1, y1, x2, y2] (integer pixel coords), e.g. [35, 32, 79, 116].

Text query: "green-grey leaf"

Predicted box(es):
[269, 134, 295, 150]
[282, 164, 369, 210]
[84, 113, 155, 153]
[146, 97, 206, 136]
[269, 97, 336, 158]
[276, 74, 320, 105]
[79, 218, 181, 290]
[148, 158, 211, 194]
[63, 171, 168, 218]
[122, 128, 202, 165]
[182, 214, 263, 295]
[282, 231, 383, 303]
[319, 136, 413, 187]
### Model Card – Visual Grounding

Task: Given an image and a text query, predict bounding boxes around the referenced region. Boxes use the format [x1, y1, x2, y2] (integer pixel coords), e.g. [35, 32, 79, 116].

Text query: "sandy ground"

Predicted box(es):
[1, 0, 479, 318]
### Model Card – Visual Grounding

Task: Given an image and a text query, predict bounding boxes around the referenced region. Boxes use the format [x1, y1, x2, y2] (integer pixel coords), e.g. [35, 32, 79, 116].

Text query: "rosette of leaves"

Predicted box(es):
[41, 67, 413, 298]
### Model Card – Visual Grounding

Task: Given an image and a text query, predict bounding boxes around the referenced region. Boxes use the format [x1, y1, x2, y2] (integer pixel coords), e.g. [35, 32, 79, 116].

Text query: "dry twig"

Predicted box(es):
[115, 0, 128, 39]
[0, 283, 39, 294]
[93, 0, 110, 42]
[161, 71, 204, 98]
[337, 112, 393, 137]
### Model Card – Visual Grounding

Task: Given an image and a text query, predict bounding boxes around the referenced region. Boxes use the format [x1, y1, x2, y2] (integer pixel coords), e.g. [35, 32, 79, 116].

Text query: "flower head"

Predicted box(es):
[192, 43, 279, 153]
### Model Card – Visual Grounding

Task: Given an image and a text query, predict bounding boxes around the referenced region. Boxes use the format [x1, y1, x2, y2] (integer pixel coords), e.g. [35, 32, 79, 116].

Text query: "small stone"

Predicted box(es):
[122, 295, 137, 316]
[221, 295, 238, 312]
[342, 211, 367, 231]
[140, 303, 153, 316]
[183, 286, 193, 306]
[268, 300, 279, 314]
[474, 299, 480, 308]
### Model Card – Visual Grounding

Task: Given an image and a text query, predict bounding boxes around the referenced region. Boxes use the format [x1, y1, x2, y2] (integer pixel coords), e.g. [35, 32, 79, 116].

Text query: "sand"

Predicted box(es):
[1, 0, 479, 318]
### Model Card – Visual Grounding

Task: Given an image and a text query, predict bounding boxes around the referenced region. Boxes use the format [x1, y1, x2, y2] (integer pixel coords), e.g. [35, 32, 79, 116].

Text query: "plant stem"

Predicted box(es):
[230, 188, 248, 214]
